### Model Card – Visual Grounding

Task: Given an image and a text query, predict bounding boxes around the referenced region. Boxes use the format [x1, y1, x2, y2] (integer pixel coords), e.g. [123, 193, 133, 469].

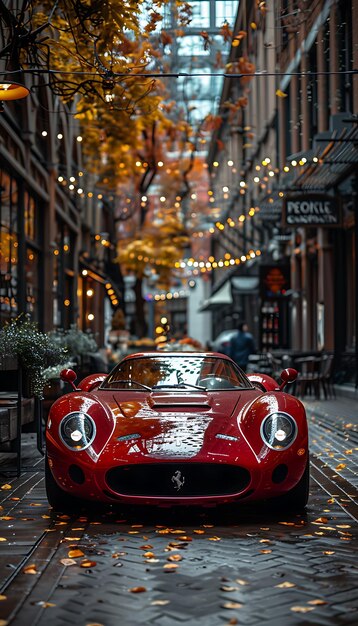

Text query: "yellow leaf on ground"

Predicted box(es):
[68, 549, 84, 558]
[1, 485, 12, 490]
[308, 599, 327, 605]
[23, 564, 38, 575]
[275, 582, 296, 588]
[291, 606, 315, 613]
[130, 587, 147, 593]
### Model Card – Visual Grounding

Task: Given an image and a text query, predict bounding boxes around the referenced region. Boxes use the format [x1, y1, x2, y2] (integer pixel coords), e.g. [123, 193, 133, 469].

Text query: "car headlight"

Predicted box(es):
[260, 412, 297, 450]
[59, 412, 96, 451]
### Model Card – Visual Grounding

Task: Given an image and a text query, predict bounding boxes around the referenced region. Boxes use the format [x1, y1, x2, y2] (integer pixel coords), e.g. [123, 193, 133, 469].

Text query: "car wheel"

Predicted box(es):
[45, 456, 84, 512]
[275, 458, 310, 511]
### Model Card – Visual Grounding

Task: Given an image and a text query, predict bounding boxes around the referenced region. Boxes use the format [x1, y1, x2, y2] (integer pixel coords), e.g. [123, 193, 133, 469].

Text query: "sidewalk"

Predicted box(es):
[303, 394, 358, 425]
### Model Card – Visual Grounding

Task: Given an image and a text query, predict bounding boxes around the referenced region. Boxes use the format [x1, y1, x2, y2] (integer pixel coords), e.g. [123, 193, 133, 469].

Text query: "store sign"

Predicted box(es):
[259, 265, 290, 299]
[283, 194, 341, 227]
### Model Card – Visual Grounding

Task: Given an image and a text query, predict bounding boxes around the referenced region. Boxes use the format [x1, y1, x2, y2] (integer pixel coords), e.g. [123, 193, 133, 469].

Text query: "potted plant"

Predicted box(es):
[0, 316, 68, 398]
[49, 325, 98, 379]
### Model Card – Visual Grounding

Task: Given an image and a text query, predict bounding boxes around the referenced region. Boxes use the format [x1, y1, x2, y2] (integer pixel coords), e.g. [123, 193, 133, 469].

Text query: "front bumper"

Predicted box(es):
[46, 436, 308, 506]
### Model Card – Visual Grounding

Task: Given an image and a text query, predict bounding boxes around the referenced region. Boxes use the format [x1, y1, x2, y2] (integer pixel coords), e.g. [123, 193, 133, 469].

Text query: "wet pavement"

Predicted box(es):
[0, 396, 357, 626]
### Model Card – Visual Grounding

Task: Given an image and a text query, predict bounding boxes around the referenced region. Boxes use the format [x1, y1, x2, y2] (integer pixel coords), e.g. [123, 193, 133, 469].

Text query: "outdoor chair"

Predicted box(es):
[294, 356, 321, 399]
[318, 354, 335, 398]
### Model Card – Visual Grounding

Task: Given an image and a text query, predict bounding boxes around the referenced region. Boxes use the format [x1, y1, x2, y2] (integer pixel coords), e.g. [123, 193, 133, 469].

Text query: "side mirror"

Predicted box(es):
[60, 368, 78, 391]
[279, 368, 298, 391]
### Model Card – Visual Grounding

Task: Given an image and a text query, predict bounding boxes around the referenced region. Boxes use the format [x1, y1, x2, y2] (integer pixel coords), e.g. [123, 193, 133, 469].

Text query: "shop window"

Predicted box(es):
[24, 191, 37, 241]
[0, 171, 19, 324]
[25, 247, 39, 321]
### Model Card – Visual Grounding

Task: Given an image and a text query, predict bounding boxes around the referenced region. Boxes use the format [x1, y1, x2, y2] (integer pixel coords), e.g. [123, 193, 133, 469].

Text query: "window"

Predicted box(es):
[215, 1, 238, 27]
[189, 1, 211, 28]
[0, 171, 19, 324]
[177, 35, 210, 56]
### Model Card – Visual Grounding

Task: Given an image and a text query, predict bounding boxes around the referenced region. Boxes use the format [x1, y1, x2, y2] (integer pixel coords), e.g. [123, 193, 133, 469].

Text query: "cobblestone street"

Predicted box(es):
[0, 396, 357, 626]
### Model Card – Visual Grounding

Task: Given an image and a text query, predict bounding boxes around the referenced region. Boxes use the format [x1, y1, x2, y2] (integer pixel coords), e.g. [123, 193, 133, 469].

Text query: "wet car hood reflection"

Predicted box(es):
[101, 391, 253, 459]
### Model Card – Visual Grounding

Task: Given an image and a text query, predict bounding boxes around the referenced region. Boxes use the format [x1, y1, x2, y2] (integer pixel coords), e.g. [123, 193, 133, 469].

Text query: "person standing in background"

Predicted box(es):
[228, 321, 256, 372]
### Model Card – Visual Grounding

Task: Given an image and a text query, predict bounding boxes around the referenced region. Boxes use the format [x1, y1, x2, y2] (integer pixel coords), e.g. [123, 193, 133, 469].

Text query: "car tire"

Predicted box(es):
[45, 455, 84, 512]
[275, 457, 310, 511]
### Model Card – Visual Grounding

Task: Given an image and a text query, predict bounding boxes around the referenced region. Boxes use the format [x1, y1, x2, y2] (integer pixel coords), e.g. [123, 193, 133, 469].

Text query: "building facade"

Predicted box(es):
[0, 80, 123, 343]
[206, 0, 357, 383]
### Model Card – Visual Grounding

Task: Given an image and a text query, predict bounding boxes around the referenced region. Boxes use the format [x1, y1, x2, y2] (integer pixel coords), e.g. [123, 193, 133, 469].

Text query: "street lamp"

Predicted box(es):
[0, 80, 30, 101]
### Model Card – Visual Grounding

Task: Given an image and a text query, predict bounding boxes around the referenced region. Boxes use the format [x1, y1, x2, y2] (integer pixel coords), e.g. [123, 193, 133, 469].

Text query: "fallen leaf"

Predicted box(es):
[313, 517, 328, 524]
[140, 545, 153, 550]
[60, 558, 77, 566]
[10, 498, 19, 501]
[23, 564, 38, 575]
[278, 521, 294, 526]
[276, 89, 288, 98]
[168, 554, 183, 562]
[222, 602, 243, 609]
[0, 595, 6, 601]
[145, 558, 160, 563]
[163, 563, 179, 570]
[68, 549, 84, 558]
[80, 560, 96, 568]
[208, 536, 221, 541]
[291, 606, 315, 613]
[0, 517, 14, 521]
[64, 537, 82, 541]
[193, 530, 205, 534]
[0, 621, 8, 626]
[150, 600, 170, 606]
[35, 601, 56, 608]
[0, 538, 7, 542]
[308, 599, 327, 605]
[337, 525, 351, 529]
[178, 536, 192, 542]
[275, 582, 296, 588]
[221, 586, 238, 592]
[143, 552, 155, 558]
[335, 464, 346, 471]
[235, 579, 248, 586]
[344, 449, 353, 454]
[323, 551, 335, 555]
[130, 587, 147, 593]
[260, 549, 272, 554]
[1, 484, 12, 490]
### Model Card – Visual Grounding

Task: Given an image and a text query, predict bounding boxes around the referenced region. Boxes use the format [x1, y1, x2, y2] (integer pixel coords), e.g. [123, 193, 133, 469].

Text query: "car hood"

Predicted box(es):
[95, 389, 259, 460]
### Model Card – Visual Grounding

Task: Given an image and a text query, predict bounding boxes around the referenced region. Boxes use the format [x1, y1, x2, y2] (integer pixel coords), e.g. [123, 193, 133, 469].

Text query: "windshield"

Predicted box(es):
[101, 355, 253, 391]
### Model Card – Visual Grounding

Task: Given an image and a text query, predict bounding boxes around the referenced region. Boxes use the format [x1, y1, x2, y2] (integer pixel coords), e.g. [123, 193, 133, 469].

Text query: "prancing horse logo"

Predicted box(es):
[171, 470, 185, 491]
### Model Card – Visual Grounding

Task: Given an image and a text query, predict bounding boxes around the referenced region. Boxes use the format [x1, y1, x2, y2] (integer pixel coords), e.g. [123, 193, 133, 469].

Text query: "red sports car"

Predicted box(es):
[45, 352, 309, 511]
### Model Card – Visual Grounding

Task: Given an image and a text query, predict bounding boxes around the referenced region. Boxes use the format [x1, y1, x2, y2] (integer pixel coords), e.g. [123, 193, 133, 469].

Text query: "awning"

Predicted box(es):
[199, 280, 233, 312]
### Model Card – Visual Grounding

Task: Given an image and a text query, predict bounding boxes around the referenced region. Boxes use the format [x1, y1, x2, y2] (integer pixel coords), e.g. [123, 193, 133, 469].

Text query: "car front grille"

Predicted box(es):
[105, 463, 251, 497]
